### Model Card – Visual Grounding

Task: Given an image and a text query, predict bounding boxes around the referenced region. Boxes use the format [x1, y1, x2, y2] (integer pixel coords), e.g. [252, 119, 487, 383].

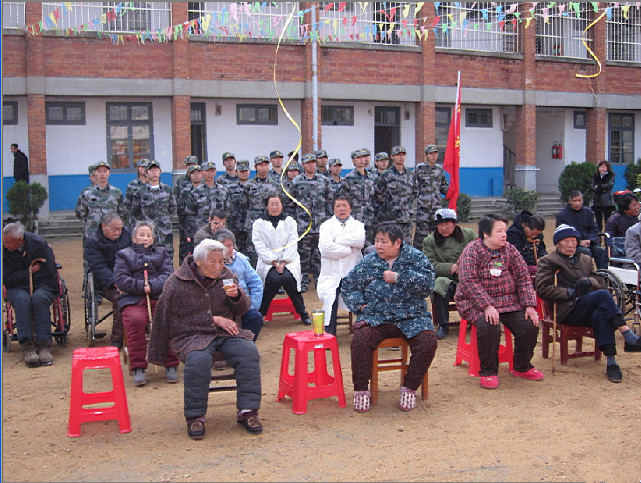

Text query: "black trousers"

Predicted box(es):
[259, 267, 307, 318]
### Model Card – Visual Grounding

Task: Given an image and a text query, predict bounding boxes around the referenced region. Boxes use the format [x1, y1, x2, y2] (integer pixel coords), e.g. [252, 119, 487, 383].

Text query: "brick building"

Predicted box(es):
[2, 2, 640, 217]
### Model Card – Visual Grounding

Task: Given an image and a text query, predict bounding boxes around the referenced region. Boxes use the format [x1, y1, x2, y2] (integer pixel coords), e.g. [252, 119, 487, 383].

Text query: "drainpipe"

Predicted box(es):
[311, 4, 318, 151]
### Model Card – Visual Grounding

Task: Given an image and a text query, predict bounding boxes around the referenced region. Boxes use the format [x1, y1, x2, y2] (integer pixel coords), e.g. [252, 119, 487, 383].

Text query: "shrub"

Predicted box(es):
[558, 161, 595, 204]
[440, 193, 472, 222]
[6, 181, 48, 233]
[504, 188, 540, 215]
[623, 157, 641, 191]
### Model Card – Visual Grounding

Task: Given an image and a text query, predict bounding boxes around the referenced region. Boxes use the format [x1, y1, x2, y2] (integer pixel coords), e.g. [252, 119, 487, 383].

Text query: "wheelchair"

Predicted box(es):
[83, 269, 113, 347]
[3, 263, 71, 352]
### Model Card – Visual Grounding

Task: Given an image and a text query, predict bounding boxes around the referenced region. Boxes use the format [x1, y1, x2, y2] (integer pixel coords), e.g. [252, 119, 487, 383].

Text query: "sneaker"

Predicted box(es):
[22, 342, 40, 368]
[623, 340, 641, 352]
[37, 343, 53, 366]
[237, 410, 263, 434]
[353, 390, 371, 413]
[479, 376, 499, 389]
[187, 418, 205, 440]
[511, 367, 544, 381]
[213, 359, 228, 371]
[606, 364, 623, 383]
[399, 386, 417, 411]
[166, 366, 178, 383]
[133, 368, 146, 386]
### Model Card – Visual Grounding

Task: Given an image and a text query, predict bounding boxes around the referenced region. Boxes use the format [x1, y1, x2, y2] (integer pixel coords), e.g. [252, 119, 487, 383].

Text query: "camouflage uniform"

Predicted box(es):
[123, 178, 145, 228]
[372, 165, 416, 243]
[413, 162, 449, 249]
[130, 183, 177, 259]
[226, 179, 250, 254]
[186, 182, 230, 236]
[75, 184, 126, 240]
[243, 174, 281, 267]
[217, 172, 238, 186]
[337, 169, 376, 244]
[269, 170, 286, 184]
[291, 170, 333, 290]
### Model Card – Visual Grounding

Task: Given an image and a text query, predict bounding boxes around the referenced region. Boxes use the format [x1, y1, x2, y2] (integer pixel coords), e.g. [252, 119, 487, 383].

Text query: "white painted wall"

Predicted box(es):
[564, 109, 586, 163]
[2, 97, 28, 177]
[459, 106, 503, 168]
[535, 108, 565, 193]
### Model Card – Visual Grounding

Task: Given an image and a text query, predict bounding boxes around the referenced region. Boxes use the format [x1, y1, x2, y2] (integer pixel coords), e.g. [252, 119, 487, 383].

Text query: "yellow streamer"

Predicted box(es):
[272, 7, 312, 252]
[576, 10, 606, 79]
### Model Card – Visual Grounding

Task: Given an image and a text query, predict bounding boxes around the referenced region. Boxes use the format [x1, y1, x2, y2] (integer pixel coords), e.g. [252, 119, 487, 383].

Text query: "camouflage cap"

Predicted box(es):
[375, 152, 389, 161]
[184, 156, 199, 166]
[136, 158, 150, 168]
[88, 164, 96, 175]
[94, 161, 111, 170]
[328, 158, 342, 167]
[425, 144, 438, 154]
[254, 155, 270, 166]
[316, 149, 328, 158]
[145, 160, 161, 171]
[221, 152, 235, 161]
[201, 160, 217, 171]
[285, 161, 302, 172]
[391, 146, 407, 155]
[361, 148, 371, 156]
[236, 160, 250, 171]
[269, 150, 284, 159]
[187, 164, 202, 174]
[350, 149, 360, 159]
[301, 153, 317, 164]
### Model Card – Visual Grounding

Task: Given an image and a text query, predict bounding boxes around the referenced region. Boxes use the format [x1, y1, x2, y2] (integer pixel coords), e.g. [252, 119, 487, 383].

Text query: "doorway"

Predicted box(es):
[374, 106, 400, 155]
[190, 103, 207, 164]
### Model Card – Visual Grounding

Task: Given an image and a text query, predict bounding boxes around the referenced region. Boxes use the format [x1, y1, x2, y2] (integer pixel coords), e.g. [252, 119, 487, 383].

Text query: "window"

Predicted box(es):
[609, 113, 635, 165]
[465, 108, 493, 128]
[236, 105, 277, 125]
[535, 2, 590, 59]
[607, 6, 641, 63]
[3, 2, 24, 28]
[3, 102, 18, 125]
[106, 102, 154, 170]
[46, 102, 85, 125]
[574, 111, 586, 129]
[321, 106, 354, 126]
[435, 107, 452, 154]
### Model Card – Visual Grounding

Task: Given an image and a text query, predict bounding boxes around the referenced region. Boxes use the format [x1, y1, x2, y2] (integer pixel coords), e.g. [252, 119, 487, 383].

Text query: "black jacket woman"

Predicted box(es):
[590, 160, 615, 232]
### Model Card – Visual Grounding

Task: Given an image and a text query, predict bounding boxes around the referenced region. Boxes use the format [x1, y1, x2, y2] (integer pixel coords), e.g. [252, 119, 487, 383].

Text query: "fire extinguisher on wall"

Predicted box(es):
[557, 143, 563, 159]
[552, 143, 559, 159]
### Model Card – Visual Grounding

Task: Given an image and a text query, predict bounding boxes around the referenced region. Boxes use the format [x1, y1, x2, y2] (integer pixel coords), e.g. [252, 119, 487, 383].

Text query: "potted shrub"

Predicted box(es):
[5, 181, 48, 233]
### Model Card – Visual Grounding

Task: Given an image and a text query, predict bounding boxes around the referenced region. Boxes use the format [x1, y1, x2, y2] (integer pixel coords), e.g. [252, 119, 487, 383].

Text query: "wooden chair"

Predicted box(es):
[430, 298, 460, 329]
[540, 298, 602, 365]
[209, 352, 237, 393]
[370, 337, 428, 405]
[336, 311, 354, 333]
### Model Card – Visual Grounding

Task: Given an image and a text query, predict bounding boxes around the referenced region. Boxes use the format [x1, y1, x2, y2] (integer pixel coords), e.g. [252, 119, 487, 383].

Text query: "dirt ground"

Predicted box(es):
[2, 218, 640, 483]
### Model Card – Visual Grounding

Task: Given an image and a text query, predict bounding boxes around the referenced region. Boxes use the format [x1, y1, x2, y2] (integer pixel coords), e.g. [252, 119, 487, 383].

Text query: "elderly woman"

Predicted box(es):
[252, 194, 312, 325]
[114, 221, 176, 386]
[148, 239, 262, 440]
[455, 214, 543, 390]
[317, 195, 365, 335]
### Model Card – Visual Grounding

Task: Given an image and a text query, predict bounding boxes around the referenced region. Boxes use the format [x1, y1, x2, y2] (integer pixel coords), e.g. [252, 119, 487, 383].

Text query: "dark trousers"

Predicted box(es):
[431, 283, 455, 328]
[351, 324, 437, 392]
[474, 310, 539, 377]
[241, 309, 264, 341]
[298, 233, 320, 285]
[326, 283, 342, 336]
[593, 206, 614, 233]
[258, 267, 307, 318]
[562, 289, 625, 356]
[183, 337, 261, 419]
[103, 286, 124, 344]
[576, 245, 608, 270]
[6, 287, 56, 344]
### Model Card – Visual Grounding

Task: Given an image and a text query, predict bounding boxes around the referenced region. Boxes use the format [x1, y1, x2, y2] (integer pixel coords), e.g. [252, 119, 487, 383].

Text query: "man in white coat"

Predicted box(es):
[317, 195, 366, 335]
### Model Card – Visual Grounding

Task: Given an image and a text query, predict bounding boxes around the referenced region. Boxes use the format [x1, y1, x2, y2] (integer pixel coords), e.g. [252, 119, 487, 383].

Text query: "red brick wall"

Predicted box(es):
[586, 107, 607, 162]
[2, 36, 26, 76]
[27, 95, 46, 175]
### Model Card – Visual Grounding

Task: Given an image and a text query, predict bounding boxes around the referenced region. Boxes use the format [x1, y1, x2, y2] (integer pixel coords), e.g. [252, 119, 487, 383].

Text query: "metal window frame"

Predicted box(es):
[3, 102, 19, 125]
[465, 108, 493, 128]
[321, 105, 355, 126]
[236, 104, 278, 125]
[46, 101, 86, 125]
[573, 110, 586, 129]
[609, 112, 635, 165]
[105, 102, 155, 171]
[606, 5, 641, 63]
[2, 2, 25, 29]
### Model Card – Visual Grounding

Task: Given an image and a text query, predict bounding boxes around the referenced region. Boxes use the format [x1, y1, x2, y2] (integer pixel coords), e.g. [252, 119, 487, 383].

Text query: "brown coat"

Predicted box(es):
[148, 256, 252, 365]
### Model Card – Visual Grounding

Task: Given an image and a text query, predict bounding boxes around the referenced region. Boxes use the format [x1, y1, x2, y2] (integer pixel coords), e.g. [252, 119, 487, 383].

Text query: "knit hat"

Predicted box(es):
[553, 224, 581, 245]
[434, 208, 457, 224]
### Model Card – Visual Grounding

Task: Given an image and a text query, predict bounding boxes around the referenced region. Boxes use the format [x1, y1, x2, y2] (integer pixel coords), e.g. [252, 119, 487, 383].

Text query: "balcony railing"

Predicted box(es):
[2, 2, 25, 29]
[535, 2, 591, 59]
[607, 4, 641, 63]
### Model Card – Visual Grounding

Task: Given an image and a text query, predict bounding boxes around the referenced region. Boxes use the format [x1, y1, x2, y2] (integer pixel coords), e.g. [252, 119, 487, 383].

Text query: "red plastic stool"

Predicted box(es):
[265, 296, 301, 322]
[454, 319, 513, 377]
[68, 347, 132, 437]
[277, 330, 346, 414]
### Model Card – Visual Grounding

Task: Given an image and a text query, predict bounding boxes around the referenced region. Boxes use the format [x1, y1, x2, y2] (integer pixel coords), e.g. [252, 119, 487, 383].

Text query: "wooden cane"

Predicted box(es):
[28, 258, 47, 296]
[143, 265, 152, 322]
[552, 270, 560, 373]
[531, 240, 539, 264]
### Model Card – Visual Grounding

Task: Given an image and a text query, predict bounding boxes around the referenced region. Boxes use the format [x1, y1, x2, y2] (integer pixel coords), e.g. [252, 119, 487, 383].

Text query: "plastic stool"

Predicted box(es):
[265, 296, 301, 322]
[68, 347, 132, 437]
[454, 320, 513, 377]
[277, 330, 346, 414]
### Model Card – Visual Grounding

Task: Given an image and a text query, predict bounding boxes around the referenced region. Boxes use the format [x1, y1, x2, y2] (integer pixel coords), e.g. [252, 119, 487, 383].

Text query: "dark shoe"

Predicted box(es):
[165, 366, 178, 383]
[300, 284, 308, 293]
[36, 341, 53, 366]
[133, 368, 146, 386]
[606, 364, 623, 383]
[237, 410, 263, 434]
[436, 324, 449, 339]
[111, 341, 123, 350]
[213, 359, 228, 371]
[277, 288, 285, 295]
[22, 341, 40, 368]
[301, 313, 312, 326]
[187, 419, 205, 440]
[623, 340, 641, 352]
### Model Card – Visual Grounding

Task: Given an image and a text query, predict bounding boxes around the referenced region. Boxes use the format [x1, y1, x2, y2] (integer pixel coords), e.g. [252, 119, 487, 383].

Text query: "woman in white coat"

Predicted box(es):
[317, 195, 366, 335]
[252, 194, 312, 326]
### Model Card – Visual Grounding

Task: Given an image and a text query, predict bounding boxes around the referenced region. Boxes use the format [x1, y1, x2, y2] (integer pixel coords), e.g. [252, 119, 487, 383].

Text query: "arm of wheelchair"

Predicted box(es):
[608, 258, 640, 270]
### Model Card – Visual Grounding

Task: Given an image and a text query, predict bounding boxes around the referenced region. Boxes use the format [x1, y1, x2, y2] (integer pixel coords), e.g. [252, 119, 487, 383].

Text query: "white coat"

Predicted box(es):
[317, 215, 365, 325]
[252, 216, 302, 291]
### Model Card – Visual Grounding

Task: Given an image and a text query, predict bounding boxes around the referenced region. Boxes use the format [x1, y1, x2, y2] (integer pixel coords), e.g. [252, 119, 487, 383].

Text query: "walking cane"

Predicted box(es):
[28, 258, 47, 296]
[552, 270, 560, 373]
[143, 263, 157, 373]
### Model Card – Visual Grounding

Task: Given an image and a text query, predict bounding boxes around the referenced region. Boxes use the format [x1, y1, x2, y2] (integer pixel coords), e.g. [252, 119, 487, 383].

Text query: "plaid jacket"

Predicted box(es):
[455, 238, 537, 323]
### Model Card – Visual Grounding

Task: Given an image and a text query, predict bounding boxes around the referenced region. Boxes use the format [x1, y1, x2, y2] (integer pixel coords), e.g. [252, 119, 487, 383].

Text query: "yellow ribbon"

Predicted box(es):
[272, 7, 312, 252]
[576, 10, 607, 79]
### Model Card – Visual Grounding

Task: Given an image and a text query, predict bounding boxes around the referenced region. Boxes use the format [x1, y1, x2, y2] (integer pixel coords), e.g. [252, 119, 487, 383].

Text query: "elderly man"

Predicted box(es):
[3, 223, 58, 367]
[148, 239, 262, 440]
[84, 213, 132, 348]
[342, 222, 437, 413]
[536, 224, 641, 383]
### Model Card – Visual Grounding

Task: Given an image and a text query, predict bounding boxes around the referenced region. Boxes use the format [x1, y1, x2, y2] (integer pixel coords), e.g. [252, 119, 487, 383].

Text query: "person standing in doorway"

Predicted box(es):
[11, 143, 29, 184]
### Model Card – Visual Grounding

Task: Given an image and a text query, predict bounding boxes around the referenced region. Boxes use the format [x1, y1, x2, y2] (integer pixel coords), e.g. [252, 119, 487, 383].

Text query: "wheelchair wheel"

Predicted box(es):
[53, 279, 71, 347]
[84, 272, 98, 347]
[3, 298, 14, 353]
[597, 269, 626, 312]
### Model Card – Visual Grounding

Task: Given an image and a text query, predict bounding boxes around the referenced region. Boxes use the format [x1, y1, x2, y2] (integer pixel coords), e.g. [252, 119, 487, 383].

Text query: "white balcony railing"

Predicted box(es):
[607, 4, 641, 63]
[2, 2, 25, 29]
[535, 2, 591, 59]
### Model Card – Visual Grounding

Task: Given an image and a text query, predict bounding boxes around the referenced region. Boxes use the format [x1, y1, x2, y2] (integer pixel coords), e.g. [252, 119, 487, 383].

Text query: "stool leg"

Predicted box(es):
[469, 325, 480, 377]
[277, 343, 292, 401]
[291, 347, 309, 415]
[109, 361, 132, 434]
[454, 320, 468, 366]
[312, 347, 331, 386]
[68, 359, 84, 438]
[370, 348, 379, 405]
[328, 340, 346, 408]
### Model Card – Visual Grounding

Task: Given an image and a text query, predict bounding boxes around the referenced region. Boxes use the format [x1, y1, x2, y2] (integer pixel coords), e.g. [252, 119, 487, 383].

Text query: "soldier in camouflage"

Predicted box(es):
[337, 149, 376, 244]
[327, 158, 343, 195]
[243, 156, 281, 267]
[176, 164, 202, 262]
[74, 163, 97, 240]
[225, 159, 252, 254]
[316, 149, 329, 177]
[291, 153, 333, 292]
[185, 161, 230, 242]
[172, 156, 198, 201]
[370, 152, 389, 185]
[76, 161, 126, 240]
[129, 160, 177, 260]
[123, 158, 150, 229]
[268, 150, 286, 183]
[217, 152, 238, 186]
[413, 144, 449, 249]
[282, 161, 302, 219]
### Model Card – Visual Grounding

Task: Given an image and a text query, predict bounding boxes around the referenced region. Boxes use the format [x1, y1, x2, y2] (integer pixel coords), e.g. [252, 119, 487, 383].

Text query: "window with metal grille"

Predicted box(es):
[106, 103, 154, 171]
[321, 106, 354, 126]
[535, 2, 590, 59]
[435, 107, 451, 156]
[574, 111, 586, 129]
[46, 102, 86, 125]
[3, 102, 18, 125]
[609, 113, 635, 165]
[607, 6, 641, 63]
[465, 108, 493, 128]
[2, 2, 24, 28]
[236, 105, 278, 125]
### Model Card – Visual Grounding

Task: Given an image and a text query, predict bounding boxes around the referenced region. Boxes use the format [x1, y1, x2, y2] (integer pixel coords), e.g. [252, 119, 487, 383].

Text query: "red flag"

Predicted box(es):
[443, 72, 461, 210]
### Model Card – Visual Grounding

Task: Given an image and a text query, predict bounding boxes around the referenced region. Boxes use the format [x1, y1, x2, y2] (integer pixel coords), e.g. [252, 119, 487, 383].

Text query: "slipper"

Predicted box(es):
[187, 420, 205, 440]
[511, 368, 544, 381]
[479, 376, 498, 389]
